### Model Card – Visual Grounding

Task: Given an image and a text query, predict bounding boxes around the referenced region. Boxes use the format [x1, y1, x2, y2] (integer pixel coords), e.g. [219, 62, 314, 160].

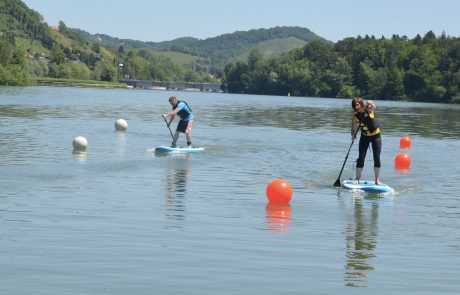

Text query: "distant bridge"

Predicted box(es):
[120, 80, 223, 92]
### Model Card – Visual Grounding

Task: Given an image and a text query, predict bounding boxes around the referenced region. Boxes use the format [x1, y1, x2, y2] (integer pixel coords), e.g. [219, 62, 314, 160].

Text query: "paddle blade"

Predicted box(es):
[333, 178, 341, 187]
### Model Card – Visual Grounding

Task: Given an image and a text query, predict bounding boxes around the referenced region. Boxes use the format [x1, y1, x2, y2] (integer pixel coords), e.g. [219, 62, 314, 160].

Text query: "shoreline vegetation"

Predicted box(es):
[32, 77, 127, 89]
[221, 35, 460, 104]
[1, 0, 459, 103]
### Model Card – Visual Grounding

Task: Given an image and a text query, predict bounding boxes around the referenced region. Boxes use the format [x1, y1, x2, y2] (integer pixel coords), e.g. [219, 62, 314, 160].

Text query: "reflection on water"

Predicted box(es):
[214, 104, 460, 139]
[115, 131, 127, 158]
[395, 167, 411, 174]
[72, 151, 87, 163]
[265, 202, 292, 233]
[164, 155, 190, 221]
[344, 198, 379, 288]
[0, 105, 40, 118]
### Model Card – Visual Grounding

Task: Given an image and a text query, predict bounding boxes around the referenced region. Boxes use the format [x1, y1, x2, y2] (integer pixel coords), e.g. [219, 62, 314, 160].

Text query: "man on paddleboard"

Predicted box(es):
[162, 96, 194, 148]
[351, 96, 382, 185]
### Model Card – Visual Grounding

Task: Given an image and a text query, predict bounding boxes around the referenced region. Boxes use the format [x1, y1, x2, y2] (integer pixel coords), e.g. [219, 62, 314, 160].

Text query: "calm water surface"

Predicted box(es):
[1, 86, 459, 294]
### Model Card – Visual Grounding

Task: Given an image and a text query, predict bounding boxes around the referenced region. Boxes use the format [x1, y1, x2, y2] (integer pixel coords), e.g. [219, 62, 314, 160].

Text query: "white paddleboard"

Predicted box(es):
[154, 145, 205, 153]
[342, 179, 394, 193]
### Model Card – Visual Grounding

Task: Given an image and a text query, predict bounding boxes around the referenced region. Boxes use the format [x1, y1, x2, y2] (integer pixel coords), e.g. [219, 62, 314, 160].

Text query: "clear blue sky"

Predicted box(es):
[22, 0, 460, 43]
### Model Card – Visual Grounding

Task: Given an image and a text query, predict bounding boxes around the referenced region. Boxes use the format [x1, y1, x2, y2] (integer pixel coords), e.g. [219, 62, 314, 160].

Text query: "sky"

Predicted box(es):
[22, 0, 460, 43]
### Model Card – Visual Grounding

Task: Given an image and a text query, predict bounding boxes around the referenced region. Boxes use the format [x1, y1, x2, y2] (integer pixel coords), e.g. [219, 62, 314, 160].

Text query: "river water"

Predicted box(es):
[1, 86, 459, 294]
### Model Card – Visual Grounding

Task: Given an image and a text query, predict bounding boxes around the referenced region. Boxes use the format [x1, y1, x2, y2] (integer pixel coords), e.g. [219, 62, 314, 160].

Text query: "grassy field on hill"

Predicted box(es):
[238, 36, 308, 60]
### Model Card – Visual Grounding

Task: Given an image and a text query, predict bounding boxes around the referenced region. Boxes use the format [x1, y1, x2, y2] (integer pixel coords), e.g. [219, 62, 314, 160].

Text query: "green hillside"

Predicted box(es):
[127, 47, 203, 66]
[178, 26, 329, 65]
[74, 26, 329, 68]
[238, 36, 309, 61]
[0, 0, 53, 47]
[0, 0, 219, 86]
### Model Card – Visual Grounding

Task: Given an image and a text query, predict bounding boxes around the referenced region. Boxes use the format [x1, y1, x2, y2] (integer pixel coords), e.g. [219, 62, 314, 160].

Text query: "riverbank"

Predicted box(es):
[32, 77, 128, 89]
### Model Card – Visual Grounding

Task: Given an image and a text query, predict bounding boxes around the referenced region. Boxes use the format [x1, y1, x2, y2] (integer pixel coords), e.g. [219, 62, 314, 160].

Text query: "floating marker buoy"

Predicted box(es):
[400, 136, 412, 149]
[73, 136, 87, 151]
[115, 119, 128, 131]
[395, 152, 411, 169]
[266, 179, 293, 203]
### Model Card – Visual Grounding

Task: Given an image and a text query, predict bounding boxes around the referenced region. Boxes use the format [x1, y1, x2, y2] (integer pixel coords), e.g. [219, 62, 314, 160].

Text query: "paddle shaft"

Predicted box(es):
[162, 116, 174, 139]
[333, 125, 361, 186]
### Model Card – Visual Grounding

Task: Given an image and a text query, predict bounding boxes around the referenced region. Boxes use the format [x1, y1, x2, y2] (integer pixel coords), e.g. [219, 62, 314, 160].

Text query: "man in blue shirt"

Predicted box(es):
[162, 96, 194, 148]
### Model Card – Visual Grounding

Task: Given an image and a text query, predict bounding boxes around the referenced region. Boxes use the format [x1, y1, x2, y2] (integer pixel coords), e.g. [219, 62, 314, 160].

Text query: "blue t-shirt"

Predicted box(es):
[176, 101, 193, 121]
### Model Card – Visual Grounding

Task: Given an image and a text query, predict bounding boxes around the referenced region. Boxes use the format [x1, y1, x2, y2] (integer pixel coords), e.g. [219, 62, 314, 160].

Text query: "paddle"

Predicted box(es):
[333, 125, 361, 187]
[162, 115, 174, 139]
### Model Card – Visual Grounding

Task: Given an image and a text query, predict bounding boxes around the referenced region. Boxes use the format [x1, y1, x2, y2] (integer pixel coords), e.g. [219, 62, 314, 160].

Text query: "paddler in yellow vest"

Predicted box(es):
[351, 96, 382, 185]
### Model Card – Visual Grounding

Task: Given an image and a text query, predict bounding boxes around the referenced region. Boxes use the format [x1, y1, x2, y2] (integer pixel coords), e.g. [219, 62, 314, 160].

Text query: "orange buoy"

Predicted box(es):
[400, 136, 412, 149]
[395, 152, 411, 169]
[266, 179, 293, 203]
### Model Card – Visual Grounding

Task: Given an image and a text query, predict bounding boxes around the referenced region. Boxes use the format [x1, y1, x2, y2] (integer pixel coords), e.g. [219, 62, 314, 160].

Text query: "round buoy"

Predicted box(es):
[395, 152, 411, 169]
[400, 136, 412, 149]
[73, 136, 87, 151]
[266, 179, 293, 203]
[115, 119, 128, 131]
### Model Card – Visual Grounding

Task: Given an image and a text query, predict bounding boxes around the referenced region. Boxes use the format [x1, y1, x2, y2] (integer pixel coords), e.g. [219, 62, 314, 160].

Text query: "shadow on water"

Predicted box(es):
[337, 193, 380, 288]
[212, 104, 460, 139]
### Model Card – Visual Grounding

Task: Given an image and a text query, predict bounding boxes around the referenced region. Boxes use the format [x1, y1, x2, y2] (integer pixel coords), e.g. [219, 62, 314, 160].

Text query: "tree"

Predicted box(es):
[247, 49, 263, 70]
[93, 61, 117, 82]
[0, 39, 14, 66]
[118, 45, 125, 55]
[59, 21, 68, 34]
[50, 47, 66, 65]
[222, 61, 250, 93]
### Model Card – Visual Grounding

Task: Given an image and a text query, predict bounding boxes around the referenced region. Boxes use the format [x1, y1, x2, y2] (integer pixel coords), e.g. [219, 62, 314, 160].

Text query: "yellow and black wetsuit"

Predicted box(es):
[354, 110, 382, 168]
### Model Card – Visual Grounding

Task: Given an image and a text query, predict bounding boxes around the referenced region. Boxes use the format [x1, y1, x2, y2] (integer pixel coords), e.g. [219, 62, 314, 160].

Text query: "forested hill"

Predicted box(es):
[72, 26, 328, 65]
[155, 26, 328, 64]
[0, 0, 222, 86]
[0, 0, 53, 48]
[2, 0, 459, 103]
[222, 33, 460, 103]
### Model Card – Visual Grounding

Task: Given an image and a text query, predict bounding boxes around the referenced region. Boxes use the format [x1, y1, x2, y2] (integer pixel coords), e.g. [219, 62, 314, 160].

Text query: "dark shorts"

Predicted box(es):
[176, 120, 193, 133]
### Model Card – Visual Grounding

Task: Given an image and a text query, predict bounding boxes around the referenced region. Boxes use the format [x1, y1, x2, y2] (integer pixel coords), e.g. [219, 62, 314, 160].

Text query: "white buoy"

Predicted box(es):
[115, 118, 128, 131]
[73, 136, 88, 151]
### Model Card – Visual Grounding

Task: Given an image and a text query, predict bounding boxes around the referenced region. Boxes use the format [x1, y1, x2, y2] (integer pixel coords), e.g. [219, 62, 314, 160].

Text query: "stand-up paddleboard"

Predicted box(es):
[342, 179, 394, 193]
[154, 145, 205, 153]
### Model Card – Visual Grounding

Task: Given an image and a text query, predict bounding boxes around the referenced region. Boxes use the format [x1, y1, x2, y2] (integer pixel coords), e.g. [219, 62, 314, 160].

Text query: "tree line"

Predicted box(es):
[222, 32, 460, 103]
[1, 0, 459, 103]
[1, 0, 216, 85]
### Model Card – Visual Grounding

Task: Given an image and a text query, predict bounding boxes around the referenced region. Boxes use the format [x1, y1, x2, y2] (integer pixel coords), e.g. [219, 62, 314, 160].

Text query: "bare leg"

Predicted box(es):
[355, 167, 363, 183]
[186, 132, 192, 148]
[374, 167, 381, 185]
[171, 132, 180, 147]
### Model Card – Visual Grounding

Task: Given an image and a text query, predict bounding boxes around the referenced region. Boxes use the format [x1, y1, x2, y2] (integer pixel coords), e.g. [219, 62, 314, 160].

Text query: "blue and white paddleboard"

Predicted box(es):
[342, 179, 394, 193]
[154, 145, 205, 153]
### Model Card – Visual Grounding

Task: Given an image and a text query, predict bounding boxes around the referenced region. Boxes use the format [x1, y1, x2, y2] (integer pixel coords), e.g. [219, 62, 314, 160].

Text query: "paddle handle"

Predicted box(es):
[162, 116, 174, 139]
